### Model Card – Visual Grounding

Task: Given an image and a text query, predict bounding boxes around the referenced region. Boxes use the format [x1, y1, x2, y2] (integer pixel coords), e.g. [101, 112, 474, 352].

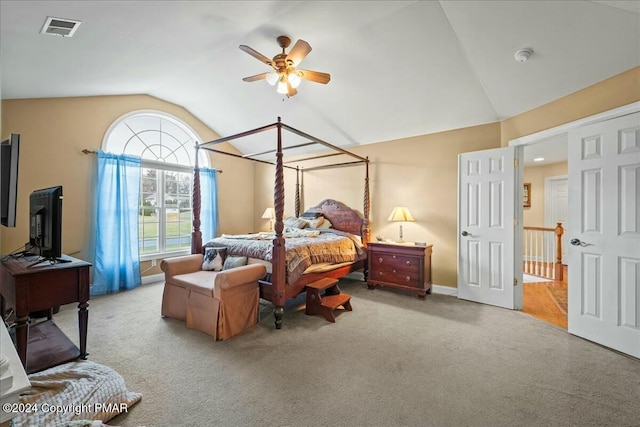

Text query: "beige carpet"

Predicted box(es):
[51, 276, 640, 427]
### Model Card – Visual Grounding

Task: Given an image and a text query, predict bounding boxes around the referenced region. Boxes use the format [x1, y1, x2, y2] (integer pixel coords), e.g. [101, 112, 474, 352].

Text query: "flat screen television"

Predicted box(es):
[29, 186, 63, 260]
[0, 133, 20, 227]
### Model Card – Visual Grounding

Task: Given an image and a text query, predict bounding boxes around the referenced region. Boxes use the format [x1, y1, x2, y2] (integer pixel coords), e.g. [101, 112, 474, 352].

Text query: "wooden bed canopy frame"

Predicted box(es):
[191, 117, 371, 329]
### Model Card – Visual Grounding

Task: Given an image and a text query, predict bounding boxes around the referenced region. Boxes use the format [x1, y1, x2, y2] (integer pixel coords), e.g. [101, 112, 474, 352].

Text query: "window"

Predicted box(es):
[104, 111, 208, 259]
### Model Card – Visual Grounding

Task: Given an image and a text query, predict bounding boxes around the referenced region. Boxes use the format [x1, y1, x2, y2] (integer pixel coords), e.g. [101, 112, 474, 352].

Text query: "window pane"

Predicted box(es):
[139, 207, 159, 254]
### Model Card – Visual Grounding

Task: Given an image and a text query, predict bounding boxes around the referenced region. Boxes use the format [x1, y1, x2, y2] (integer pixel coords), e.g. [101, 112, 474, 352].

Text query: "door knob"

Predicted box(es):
[570, 238, 588, 247]
[461, 231, 470, 237]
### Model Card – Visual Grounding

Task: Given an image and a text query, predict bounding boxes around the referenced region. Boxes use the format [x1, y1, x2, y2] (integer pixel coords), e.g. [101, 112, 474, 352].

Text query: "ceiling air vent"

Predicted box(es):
[40, 16, 82, 37]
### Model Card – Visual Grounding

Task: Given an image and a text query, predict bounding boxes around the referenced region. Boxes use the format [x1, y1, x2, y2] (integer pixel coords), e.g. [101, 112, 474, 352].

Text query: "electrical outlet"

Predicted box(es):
[151, 259, 157, 267]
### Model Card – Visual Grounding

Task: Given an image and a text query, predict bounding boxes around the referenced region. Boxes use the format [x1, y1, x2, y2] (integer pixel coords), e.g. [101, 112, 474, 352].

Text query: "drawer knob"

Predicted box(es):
[378, 272, 383, 277]
[392, 255, 397, 259]
[378, 257, 383, 263]
[406, 276, 411, 281]
[406, 260, 411, 266]
[392, 269, 396, 273]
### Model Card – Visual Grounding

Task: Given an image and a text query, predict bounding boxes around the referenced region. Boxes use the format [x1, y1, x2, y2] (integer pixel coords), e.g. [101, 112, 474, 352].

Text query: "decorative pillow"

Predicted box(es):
[202, 247, 227, 271]
[222, 255, 248, 270]
[317, 218, 333, 229]
[284, 216, 308, 229]
[298, 216, 325, 229]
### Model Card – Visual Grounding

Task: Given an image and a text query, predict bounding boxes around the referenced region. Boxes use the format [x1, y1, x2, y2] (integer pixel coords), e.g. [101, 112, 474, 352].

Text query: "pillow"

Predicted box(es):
[202, 247, 227, 271]
[284, 216, 308, 229]
[317, 218, 333, 229]
[222, 255, 248, 270]
[298, 216, 324, 229]
[300, 210, 323, 218]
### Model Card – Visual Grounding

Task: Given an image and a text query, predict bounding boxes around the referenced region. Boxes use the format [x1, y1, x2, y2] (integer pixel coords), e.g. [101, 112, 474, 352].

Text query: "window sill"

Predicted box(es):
[140, 249, 190, 262]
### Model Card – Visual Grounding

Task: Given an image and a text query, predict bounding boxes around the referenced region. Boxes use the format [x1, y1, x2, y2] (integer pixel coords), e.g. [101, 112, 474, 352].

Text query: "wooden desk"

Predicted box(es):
[0, 254, 91, 374]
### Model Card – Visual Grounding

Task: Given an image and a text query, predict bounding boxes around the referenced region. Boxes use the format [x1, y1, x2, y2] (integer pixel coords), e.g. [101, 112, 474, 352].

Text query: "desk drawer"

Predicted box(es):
[24, 269, 84, 312]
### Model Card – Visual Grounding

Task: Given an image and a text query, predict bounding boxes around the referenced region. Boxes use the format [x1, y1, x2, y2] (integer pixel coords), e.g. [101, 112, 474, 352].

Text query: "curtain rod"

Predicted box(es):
[81, 149, 222, 173]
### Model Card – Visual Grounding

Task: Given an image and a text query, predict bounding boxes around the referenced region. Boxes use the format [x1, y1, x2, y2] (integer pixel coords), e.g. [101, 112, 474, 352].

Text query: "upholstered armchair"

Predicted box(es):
[160, 254, 267, 340]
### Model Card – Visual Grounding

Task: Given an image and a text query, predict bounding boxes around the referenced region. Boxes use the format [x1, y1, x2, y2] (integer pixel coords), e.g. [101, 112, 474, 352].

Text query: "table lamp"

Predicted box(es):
[387, 207, 414, 242]
[261, 207, 275, 231]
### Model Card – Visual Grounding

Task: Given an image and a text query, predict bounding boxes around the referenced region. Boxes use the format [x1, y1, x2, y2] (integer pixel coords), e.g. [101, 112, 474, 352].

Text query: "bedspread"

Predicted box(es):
[205, 229, 366, 284]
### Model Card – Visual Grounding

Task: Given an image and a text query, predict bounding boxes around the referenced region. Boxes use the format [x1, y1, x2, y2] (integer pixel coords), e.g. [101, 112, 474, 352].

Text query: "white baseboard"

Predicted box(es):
[142, 273, 164, 285]
[431, 284, 457, 297]
[139, 272, 458, 296]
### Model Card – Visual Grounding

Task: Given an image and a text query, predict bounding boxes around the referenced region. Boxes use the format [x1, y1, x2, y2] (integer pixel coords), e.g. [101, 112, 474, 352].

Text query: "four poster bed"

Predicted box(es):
[190, 118, 370, 329]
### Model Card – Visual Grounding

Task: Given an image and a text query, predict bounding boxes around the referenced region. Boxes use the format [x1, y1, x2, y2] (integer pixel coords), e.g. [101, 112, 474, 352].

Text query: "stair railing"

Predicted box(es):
[523, 222, 564, 281]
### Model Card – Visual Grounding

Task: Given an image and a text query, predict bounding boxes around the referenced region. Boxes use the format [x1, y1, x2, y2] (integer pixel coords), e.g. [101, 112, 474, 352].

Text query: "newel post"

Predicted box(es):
[554, 222, 564, 281]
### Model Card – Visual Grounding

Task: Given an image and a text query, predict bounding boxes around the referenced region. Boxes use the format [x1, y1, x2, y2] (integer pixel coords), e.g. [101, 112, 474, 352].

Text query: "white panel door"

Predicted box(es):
[568, 112, 640, 358]
[458, 147, 521, 309]
[544, 176, 568, 263]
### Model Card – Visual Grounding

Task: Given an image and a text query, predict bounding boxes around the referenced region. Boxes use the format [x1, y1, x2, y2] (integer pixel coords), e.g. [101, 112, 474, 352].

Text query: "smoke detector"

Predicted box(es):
[514, 48, 534, 63]
[40, 16, 82, 37]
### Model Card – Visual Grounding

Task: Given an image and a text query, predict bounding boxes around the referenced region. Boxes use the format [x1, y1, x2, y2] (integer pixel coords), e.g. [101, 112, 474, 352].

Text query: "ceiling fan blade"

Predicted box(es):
[286, 39, 312, 67]
[287, 81, 298, 97]
[239, 45, 274, 67]
[242, 72, 271, 82]
[297, 69, 331, 84]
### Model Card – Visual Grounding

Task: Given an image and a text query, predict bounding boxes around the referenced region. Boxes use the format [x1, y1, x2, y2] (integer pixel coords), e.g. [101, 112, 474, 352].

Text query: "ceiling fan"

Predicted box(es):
[240, 35, 331, 98]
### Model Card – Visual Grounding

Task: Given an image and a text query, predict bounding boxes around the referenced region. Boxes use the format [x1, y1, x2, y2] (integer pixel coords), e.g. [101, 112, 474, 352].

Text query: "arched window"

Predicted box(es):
[103, 111, 208, 258]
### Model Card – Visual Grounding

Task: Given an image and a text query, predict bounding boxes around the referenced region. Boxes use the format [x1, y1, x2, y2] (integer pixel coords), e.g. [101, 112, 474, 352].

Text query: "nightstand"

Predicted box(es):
[367, 242, 433, 298]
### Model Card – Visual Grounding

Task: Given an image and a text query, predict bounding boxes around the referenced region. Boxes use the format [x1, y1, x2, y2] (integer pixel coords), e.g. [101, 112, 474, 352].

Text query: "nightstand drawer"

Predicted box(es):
[373, 254, 420, 273]
[372, 269, 421, 288]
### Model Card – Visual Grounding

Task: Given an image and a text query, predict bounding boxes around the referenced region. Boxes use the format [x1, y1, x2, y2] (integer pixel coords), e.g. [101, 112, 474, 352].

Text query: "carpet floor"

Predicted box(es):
[51, 277, 639, 427]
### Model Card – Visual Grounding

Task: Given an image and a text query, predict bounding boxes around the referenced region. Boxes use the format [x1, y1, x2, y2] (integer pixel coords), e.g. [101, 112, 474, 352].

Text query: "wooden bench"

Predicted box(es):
[305, 277, 352, 323]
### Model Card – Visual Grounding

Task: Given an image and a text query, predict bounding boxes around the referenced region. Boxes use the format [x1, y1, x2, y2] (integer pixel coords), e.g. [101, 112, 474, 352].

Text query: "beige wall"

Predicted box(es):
[523, 162, 568, 227]
[501, 66, 640, 147]
[0, 95, 255, 276]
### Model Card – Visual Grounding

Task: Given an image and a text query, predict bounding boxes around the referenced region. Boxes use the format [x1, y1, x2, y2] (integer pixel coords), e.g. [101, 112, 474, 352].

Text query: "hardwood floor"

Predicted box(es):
[522, 265, 568, 329]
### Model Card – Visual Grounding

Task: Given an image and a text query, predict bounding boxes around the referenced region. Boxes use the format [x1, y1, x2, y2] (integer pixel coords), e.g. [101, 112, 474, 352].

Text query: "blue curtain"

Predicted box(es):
[199, 167, 219, 242]
[92, 151, 142, 296]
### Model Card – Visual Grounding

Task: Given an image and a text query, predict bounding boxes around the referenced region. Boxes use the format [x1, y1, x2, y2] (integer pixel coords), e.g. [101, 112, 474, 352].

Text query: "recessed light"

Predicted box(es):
[533, 157, 544, 162]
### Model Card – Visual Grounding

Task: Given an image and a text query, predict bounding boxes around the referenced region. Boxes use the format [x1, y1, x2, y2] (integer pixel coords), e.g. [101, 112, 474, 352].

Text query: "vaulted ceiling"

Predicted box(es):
[1, 1, 638, 158]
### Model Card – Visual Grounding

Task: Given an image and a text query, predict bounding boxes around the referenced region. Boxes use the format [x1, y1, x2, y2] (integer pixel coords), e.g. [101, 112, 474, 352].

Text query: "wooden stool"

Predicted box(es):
[305, 278, 352, 323]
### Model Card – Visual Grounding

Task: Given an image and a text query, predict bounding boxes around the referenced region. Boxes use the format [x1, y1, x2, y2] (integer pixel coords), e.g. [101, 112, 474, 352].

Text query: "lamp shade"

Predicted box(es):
[387, 207, 415, 222]
[261, 208, 275, 219]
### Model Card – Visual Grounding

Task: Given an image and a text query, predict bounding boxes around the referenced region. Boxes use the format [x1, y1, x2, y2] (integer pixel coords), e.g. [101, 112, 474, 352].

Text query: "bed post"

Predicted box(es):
[295, 166, 301, 217]
[272, 118, 286, 328]
[363, 157, 371, 246]
[191, 145, 203, 254]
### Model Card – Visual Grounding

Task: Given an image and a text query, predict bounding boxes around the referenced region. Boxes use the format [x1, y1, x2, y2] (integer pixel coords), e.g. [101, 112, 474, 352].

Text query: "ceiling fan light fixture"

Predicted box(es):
[288, 71, 301, 88]
[276, 76, 288, 94]
[266, 72, 279, 86]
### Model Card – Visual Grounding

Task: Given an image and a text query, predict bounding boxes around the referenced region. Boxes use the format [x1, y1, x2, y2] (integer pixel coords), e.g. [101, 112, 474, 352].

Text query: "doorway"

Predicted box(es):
[521, 140, 568, 328]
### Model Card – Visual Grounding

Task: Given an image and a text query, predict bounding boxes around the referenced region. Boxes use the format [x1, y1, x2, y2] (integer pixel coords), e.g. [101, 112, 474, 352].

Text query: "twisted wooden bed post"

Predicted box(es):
[191, 145, 202, 254]
[272, 118, 286, 328]
[362, 157, 371, 280]
[295, 166, 301, 218]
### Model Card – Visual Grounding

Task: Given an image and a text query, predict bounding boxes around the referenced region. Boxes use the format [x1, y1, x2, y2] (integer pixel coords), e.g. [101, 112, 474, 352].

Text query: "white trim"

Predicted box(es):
[142, 273, 164, 285]
[432, 284, 457, 297]
[102, 109, 209, 167]
[509, 101, 640, 147]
